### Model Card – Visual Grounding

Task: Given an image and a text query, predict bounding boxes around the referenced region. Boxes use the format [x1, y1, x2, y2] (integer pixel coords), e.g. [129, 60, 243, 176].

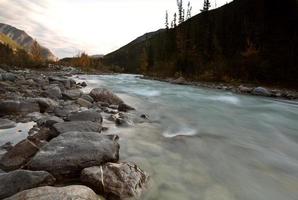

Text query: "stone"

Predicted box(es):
[1, 73, 18, 82]
[238, 85, 253, 93]
[44, 86, 62, 99]
[0, 139, 40, 171]
[171, 77, 187, 85]
[3, 185, 99, 200]
[66, 110, 103, 124]
[52, 121, 102, 135]
[252, 87, 271, 96]
[0, 100, 40, 116]
[0, 142, 13, 151]
[37, 116, 64, 127]
[27, 132, 120, 179]
[0, 119, 16, 129]
[118, 103, 135, 112]
[54, 104, 80, 117]
[109, 113, 133, 127]
[77, 98, 93, 108]
[0, 170, 55, 199]
[48, 76, 76, 89]
[62, 89, 82, 100]
[81, 162, 149, 200]
[34, 98, 59, 113]
[81, 82, 87, 87]
[81, 94, 94, 103]
[90, 88, 124, 105]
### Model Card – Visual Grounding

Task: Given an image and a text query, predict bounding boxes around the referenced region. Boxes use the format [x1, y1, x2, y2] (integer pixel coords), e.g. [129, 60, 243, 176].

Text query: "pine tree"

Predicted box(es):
[177, 0, 184, 24]
[201, 0, 211, 12]
[173, 13, 177, 28]
[165, 11, 169, 29]
[186, 1, 192, 20]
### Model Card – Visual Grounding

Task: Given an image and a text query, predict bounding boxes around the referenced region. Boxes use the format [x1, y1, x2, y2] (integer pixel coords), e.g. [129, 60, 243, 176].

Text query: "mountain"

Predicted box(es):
[0, 23, 56, 60]
[103, 0, 298, 87]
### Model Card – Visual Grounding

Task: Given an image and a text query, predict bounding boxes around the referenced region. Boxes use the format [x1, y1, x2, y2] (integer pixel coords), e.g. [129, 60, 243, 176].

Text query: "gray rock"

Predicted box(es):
[81, 162, 149, 200]
[54, 104, 80, 117]
[118, 103, 135, 112]
[44, 86, 62, 99]
[171, 77, 187, 85]
[90, 88, 124, 105]
[66, 110, 103, 124]
[34, 98, 59, 113]
[238, 85, 253, 93]
[48, 76, 76, 89]
[37, 116, 64, 127]
[27, 132, 119, 179]
[1, 73, 18, 82]
[252, 87, 271, 96]
[0, 100, 40, 116]
[52, 121, 102, 135]
[77, 98, 93, 108]
[62, 89, 82, 100]
[81, 94, 94, 103]
[109, 113, 133, 127]
[0, 119, 16, 129]
[3, 185, 99, 200]
[0, 170, 55, 199]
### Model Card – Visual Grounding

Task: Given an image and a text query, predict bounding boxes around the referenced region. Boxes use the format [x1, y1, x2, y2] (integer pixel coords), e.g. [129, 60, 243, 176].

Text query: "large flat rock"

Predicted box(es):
[26, 132, 119, 179]
[90, 88, 124, 105]
[3, 185, 99, 200]
[52, 121, 102, 135]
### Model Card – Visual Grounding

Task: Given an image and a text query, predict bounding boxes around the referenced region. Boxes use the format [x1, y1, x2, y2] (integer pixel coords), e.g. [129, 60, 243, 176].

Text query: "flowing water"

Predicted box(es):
[80, 74, 298, 200]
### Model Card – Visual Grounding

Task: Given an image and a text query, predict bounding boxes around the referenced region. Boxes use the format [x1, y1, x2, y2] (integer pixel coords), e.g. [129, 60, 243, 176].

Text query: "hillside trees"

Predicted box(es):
[31, 40, 43, 62]
[201, 0, 211, 12]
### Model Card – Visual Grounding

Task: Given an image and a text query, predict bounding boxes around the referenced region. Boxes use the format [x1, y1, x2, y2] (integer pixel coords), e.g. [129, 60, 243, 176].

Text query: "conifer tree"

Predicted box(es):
[186, 1, 192, 19]
[173, 13, 177, 27]
[201, 0, 211, 12]
[177, 0, 184, 24]
[165, 11, 169, 29]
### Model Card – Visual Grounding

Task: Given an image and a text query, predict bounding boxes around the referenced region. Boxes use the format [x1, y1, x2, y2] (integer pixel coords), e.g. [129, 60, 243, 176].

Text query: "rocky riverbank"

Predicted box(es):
[143, 76, 298, 100]
[0, 66, 149, 200]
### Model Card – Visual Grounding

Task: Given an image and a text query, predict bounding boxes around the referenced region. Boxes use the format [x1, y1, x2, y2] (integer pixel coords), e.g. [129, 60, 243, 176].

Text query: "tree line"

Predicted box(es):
[165, 0, 212, 29]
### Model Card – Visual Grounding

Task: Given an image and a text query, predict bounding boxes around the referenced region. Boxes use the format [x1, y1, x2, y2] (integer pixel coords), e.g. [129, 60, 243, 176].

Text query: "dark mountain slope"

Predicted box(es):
[103, 0, 298, 86]
[0, 23, 56, 60]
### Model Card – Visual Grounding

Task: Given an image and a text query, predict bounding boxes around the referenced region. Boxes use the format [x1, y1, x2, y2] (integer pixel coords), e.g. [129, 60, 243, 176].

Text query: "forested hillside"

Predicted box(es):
[103, 0, 298, 86]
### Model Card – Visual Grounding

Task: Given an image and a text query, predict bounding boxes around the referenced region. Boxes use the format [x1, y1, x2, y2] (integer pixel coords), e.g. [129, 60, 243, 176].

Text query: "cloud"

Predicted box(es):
[0, 0, 232, 58]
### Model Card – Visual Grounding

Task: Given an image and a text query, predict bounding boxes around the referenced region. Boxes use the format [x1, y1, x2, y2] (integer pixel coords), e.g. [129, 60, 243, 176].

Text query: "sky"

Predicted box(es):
[0, 0, 232, 58]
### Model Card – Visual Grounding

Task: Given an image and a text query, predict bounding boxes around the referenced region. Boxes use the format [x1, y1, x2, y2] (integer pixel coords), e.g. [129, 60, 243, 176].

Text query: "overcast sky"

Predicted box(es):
[0, 0, 232, 58]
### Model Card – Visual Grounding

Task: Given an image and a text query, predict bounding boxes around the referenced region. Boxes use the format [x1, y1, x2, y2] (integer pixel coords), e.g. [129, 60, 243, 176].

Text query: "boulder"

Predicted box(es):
[90, 88, 124, 105]
[53, 104, 80, 117]
[81, 162, 149, 200]
[171, 77, 187, 85]
[109, 113, 133, 127]
[44, 86, 62, 99]
[0, 170, 55, 199]
[0, 139, 40, 171]
[27, 132, 120, 179]
[34, 98, 59, 113]
[62, 89, 82, 100]
[52, 121, 102, 135]
[0, 119, 16, 129]
[77, 98, 93, 108]
[81, 94, 94, 103]
[252, 87, 271, 96]
[1, 73, 18, 82]
[238, 85, 253, 93]
[48, 76, 76, 89]
[3, 185, 99, 200]
[66, 110, 103, 124]
[37, 116, 64, 127]
[118, 103, 135, 112]
[0, 100, 40, 116]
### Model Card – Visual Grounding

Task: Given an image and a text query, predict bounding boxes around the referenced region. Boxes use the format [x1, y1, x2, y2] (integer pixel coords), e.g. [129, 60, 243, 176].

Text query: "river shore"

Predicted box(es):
[142, 76, 298, 100]
[0, 65, 149, 200]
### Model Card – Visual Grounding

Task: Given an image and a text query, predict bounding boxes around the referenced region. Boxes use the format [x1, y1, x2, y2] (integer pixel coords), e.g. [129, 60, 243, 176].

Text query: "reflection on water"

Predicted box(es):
[80, 74, 298, 200]
[0, 122, 36, 146]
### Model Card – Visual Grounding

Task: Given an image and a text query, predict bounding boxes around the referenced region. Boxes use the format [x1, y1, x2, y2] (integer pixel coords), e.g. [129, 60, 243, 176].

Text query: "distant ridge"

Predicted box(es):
[0, 23, 56, 60]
